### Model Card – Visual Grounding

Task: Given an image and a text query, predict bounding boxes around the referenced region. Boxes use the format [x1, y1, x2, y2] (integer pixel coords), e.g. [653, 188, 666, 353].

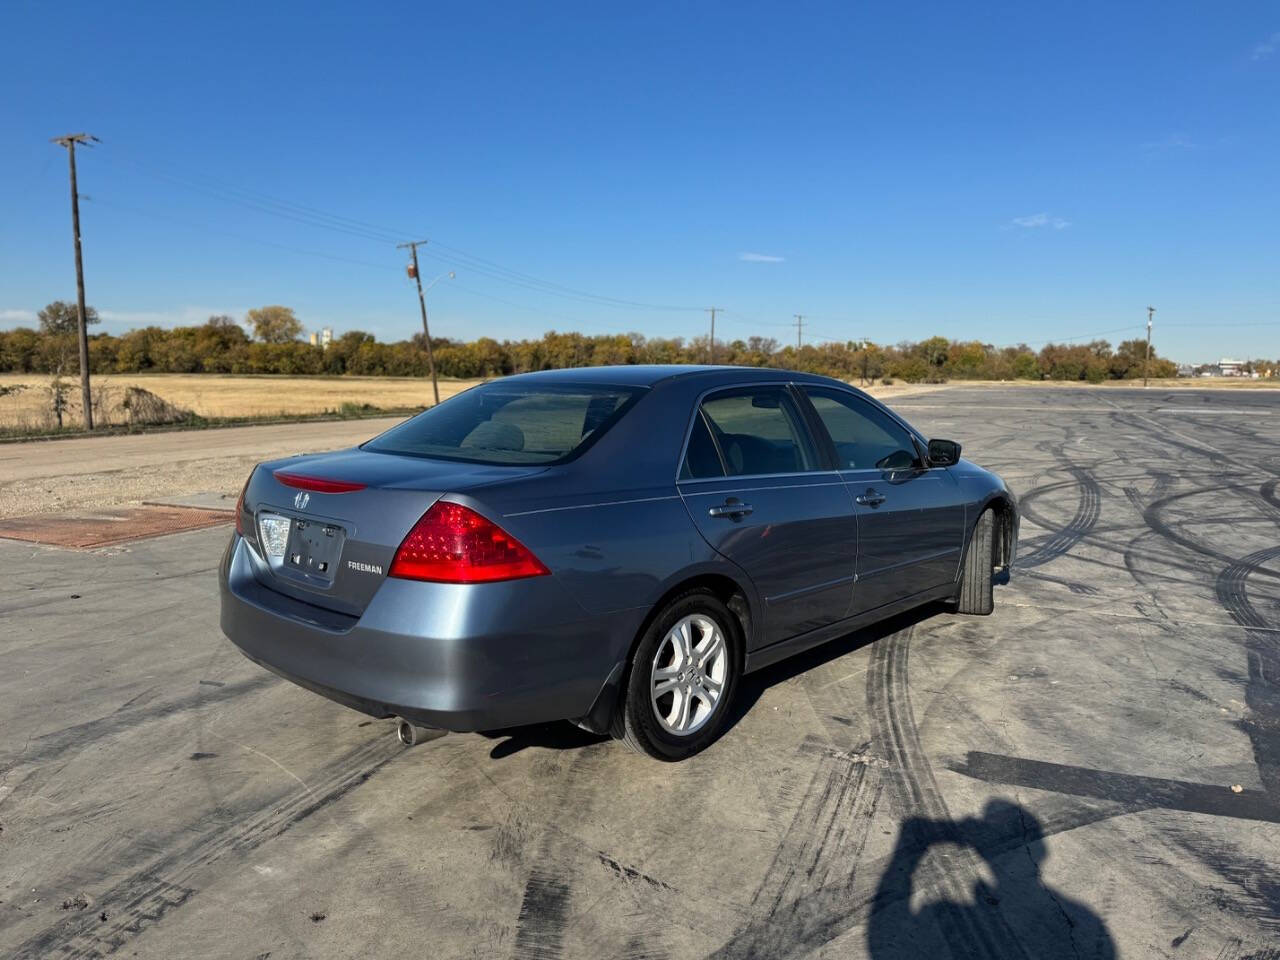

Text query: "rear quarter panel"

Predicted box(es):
[460, 376, 762, 622]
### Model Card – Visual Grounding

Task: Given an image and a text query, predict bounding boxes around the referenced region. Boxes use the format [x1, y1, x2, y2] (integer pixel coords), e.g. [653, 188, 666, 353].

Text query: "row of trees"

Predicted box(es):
[2, 301, 1219, 383]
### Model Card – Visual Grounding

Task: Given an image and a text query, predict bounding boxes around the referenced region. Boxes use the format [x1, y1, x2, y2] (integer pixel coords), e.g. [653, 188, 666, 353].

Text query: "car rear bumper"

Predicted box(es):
[218, 534, 640, 732]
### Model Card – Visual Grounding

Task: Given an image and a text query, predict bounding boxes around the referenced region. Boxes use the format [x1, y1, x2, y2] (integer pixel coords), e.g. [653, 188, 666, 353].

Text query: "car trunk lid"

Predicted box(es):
[242, 448, 545, 615]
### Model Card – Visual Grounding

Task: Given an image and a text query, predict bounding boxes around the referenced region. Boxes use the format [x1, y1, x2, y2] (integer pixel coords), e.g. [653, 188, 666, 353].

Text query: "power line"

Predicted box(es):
[85, 194, 657, 336]
[103, 150, 704, 313]
[793, 314, 805, 349]
[83, 195, 399, 272]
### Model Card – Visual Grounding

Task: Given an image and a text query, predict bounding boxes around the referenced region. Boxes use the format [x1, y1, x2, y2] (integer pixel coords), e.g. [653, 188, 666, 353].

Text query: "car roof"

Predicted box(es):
[493, 364, 843, 389]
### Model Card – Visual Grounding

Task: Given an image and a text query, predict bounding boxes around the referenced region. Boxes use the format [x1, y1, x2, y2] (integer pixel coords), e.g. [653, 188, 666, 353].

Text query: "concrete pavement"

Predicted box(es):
[1, 386, 1277, 958]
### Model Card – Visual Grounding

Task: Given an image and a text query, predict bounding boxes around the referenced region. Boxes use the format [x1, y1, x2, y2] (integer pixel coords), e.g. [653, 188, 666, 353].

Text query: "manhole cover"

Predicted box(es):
[0, 505, 233, 549]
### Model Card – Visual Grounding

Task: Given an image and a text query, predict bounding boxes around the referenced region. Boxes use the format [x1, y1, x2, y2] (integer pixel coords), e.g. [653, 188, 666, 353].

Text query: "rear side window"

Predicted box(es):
[680, 411, 724, 479]
[804, 388, 919, 470]
[698, 387, 817, 476]
[364, 383, 642, 465]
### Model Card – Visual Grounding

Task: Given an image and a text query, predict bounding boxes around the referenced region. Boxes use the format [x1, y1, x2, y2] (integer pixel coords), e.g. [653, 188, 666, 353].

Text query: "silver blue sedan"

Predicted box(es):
[219, 365, 1017, 760]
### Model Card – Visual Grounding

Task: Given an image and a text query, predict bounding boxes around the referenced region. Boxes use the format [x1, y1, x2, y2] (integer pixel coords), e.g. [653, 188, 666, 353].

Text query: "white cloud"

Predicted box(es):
[1251, 31, 1280, 60]
[1009, 213, 1071, 230]
[738, 252, 786, 263]
[0, 309, 37, 326]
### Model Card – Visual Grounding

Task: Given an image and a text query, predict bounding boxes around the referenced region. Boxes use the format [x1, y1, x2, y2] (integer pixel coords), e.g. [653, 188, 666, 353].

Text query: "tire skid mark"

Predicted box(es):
[866, 627, 1030, 959]
[1123, 470, 1174, 515]
[1109, 411, 1231, 466]
[1262, 480, 1280, 513]
[509, 749, 607, 960]
[707, 793, 1131, 959]
[1163, 826, 1280, 936]
[753, 644, 889, 920]
[1214, 546, 1280, 802]
[10, 735, 401, 959]
[749, 736, 883, 921]
[1143, 487, 1280, 584]
[0, 673, 279, 777]
[1015, 466, 1100, 570]
[709, 614, 1140, 959]
[513, 868, 573, 960]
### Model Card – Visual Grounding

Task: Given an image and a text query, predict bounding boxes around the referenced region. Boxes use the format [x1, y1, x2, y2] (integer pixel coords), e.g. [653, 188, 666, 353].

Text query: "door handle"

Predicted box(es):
[709, 501, 754, 519]
[855, 490, 886, 507]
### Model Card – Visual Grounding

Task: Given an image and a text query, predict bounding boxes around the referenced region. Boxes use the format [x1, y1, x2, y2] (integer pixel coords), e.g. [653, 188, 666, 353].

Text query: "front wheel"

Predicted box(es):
[617, 589, 741, 761]
[956, 509, 995, 615]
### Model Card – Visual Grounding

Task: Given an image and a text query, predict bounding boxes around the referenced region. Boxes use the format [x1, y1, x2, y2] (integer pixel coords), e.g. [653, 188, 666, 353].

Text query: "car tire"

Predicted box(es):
[617, 589, 741, 761]
[957, 508, 995, 615]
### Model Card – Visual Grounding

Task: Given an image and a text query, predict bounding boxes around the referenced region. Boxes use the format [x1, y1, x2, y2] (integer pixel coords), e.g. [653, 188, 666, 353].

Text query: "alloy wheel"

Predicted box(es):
[649, 613, 728, 736]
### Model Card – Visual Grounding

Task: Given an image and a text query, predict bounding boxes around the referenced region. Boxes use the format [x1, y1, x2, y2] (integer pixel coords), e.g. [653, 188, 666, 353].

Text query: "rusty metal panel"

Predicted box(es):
[0, 506, 232, 549]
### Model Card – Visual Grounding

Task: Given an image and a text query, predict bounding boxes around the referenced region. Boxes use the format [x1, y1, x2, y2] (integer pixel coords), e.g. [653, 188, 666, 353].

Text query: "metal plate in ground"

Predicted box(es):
[0, 505, 232, 549]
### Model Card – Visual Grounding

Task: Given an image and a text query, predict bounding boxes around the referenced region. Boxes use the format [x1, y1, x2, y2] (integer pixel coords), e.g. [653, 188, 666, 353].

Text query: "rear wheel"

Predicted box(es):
[957, 509, 995, 615]
[617, 589, 741, 760]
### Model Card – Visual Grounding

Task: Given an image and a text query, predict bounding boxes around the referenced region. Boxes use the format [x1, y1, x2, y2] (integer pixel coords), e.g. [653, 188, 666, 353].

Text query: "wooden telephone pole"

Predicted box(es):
[52, 133, 99, 429]
[705, 307, 721, 362]
[398, 240, 440, 405]
[1144, 306, 1155, 388]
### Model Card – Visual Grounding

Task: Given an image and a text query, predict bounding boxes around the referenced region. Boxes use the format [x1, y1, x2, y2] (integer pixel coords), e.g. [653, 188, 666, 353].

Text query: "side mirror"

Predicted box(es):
[927, 438, 961, 467]
[875, 448, 917, 472]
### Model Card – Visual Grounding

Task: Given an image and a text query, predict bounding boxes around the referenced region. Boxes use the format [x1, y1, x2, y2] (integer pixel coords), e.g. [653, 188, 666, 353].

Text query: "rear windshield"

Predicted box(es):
[363, 382, 644, 465]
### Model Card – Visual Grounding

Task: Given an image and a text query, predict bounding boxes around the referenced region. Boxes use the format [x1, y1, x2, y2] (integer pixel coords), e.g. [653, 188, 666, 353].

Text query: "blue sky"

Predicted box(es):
[2, 1, 1277, 363]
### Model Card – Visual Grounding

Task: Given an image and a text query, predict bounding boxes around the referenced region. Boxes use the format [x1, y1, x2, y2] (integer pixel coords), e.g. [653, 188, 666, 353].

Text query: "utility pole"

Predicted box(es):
[1144, 306, 1155, 388]
[52, 133, 99, 429]
[705, 307, 721, 363]
[793, 314, 805, 350]
[398, 240, 440, 405]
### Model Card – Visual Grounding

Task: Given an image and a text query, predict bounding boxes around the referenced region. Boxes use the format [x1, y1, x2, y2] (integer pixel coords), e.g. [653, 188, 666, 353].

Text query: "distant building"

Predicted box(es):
[1219, 358, 1244, 377]
[309, 327, 335, 349]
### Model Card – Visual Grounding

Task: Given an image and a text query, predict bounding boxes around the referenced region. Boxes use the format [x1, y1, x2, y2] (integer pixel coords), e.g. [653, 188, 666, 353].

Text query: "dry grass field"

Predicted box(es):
[1, 371, 1273, 434]
[0, 372, 486, 431]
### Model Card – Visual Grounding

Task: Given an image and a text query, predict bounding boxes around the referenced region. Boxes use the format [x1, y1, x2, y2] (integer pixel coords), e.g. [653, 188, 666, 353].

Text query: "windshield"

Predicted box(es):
[363, 382, 644, 465]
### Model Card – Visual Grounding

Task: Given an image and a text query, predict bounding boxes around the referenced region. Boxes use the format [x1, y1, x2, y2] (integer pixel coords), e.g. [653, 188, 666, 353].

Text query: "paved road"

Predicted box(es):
[1, 387, 1277, 958]
[0, 417, 406, 517]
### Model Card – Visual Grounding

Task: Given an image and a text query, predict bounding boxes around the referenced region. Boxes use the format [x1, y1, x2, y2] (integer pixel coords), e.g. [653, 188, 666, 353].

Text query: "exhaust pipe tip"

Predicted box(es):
[395, 717, 441, 747]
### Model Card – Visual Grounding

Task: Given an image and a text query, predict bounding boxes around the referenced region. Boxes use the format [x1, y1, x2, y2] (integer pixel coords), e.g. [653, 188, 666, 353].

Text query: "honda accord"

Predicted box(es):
[220, 366, 1017, 760]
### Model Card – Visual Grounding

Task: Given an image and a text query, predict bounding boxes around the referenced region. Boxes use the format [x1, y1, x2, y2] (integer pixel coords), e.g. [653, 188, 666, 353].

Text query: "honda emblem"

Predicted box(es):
[294, 491, 311, 510]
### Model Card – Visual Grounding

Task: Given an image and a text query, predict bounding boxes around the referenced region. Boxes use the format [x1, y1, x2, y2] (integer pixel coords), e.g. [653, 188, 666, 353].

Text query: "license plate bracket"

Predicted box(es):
[284, 518, 346, 584]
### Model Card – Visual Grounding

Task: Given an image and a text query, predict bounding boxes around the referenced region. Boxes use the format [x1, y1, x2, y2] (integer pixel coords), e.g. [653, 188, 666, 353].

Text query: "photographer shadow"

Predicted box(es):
[868, 799, 1115, 959]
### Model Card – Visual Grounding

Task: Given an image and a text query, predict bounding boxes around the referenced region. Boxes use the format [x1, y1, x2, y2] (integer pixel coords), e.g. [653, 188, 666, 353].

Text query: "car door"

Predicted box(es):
[677, 384, 859, 648]
[797, 386, 966, 614]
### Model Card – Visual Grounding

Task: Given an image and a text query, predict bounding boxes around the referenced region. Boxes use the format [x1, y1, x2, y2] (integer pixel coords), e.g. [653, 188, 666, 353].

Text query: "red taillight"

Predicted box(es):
[234, 471, 253, 536]
[389, 502, 550, 584]
[274, 471, 366, 494]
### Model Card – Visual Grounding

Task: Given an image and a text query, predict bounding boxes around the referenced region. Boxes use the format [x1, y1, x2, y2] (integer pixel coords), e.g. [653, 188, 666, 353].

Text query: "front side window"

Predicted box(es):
[697, 387, 817, 476]
[364, 383, 642, 465]
[803, 388, 919, 471]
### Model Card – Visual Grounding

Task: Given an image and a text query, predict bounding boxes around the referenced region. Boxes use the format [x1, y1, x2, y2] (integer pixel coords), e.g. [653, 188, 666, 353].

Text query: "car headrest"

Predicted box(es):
[461, 420, 526, 452]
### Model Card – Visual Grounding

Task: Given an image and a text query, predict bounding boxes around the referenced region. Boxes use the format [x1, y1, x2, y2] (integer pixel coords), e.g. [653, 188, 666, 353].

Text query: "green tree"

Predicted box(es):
[1011, 351, 1039, 379]
[38, 300, 100, 336]
[247, 305, 302, 343]
[915, 336, 951, 369]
